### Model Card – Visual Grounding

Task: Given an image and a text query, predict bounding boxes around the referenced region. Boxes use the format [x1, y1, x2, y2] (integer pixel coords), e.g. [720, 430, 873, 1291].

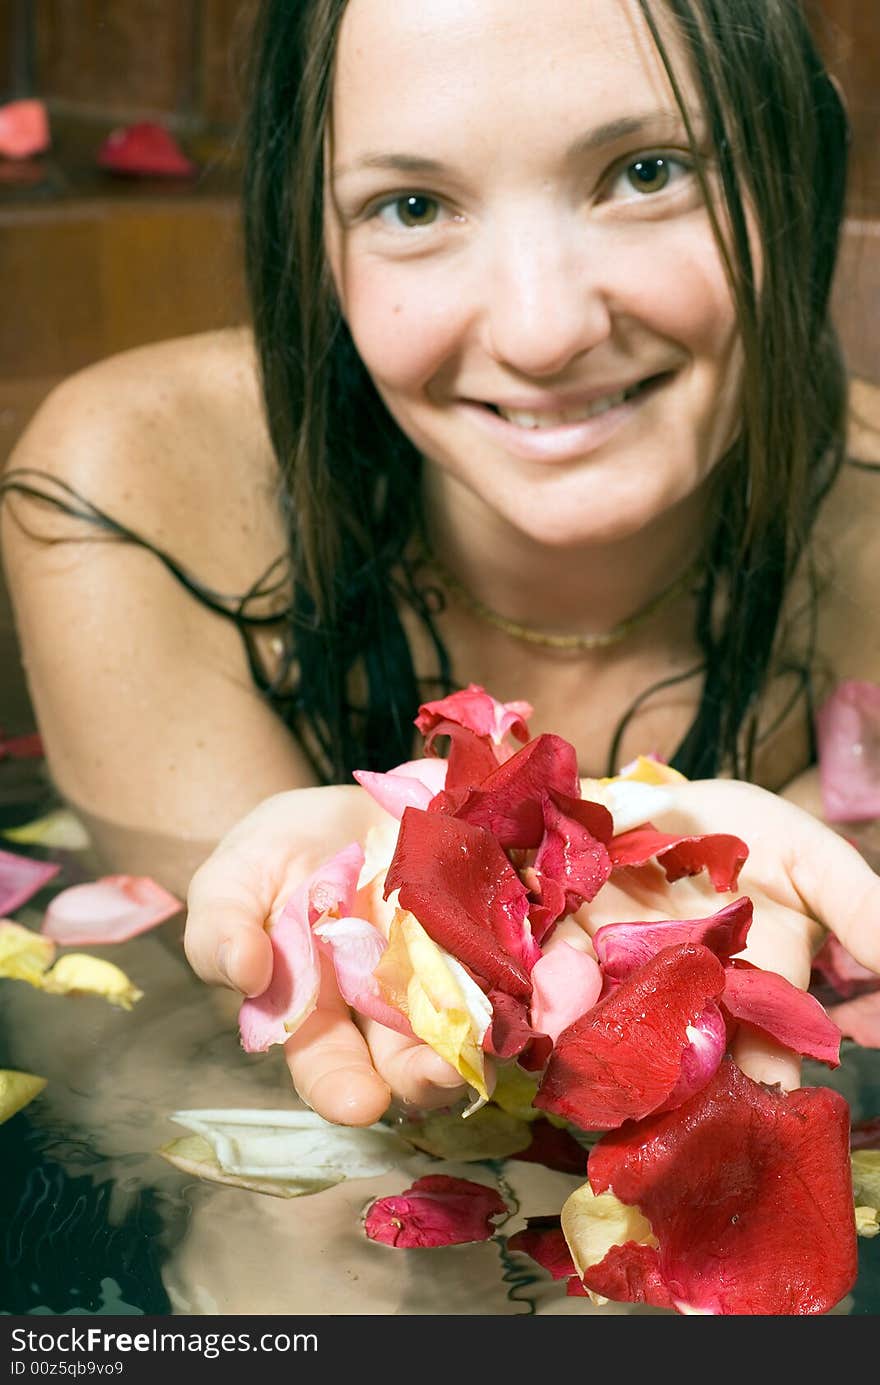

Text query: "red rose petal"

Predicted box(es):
[593, 897, 753, 981]
[97, 121, 197, 177]
[483, 990, 541, 1059]
[721, 965, 841, 1067]
[851, 1116, 880, 1150]
[533, 792, 613, 916]
[510, 1119, 588, 1176]
[424, 721, 501, 795]
[0, 730, 44, 760]
[609, 823, 748, 892]
[385, 808, 534, 998]
[364, 1174, 507, 1248]
[507, 1219, 574, 1279]
[534, 943, 727, 1130]
[580, 1243, 675, 1310]
[585, 1058, 857, 1315]
[448, 736, 583, 849]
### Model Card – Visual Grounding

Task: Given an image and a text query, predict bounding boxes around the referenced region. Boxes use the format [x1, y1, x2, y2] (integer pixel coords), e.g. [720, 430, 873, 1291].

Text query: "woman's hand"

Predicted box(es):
[184, 785, 467, 1126]
[575, 777, 880, 1089]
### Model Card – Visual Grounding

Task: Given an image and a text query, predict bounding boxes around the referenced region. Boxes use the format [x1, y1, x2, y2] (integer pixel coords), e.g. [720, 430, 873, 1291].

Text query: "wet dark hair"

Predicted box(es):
[241, 0, 850, 782]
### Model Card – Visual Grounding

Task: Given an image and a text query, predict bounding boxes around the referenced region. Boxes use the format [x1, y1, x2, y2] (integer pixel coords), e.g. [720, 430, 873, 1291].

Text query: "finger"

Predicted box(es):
[184, 892, 273, 997]
[360, 1018, 470, 1110]
[787, 816, 880, 974]
[284, 957, 391, 1126]
[731, 1023, 801, 1091]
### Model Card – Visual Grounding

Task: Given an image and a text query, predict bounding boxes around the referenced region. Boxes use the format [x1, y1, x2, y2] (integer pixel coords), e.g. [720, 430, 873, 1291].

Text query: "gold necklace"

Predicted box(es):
[420, 541, 703, 652]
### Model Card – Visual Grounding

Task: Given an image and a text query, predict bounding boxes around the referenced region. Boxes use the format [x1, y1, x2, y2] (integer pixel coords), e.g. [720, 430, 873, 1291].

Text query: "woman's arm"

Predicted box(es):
[1, 332, 319, 897]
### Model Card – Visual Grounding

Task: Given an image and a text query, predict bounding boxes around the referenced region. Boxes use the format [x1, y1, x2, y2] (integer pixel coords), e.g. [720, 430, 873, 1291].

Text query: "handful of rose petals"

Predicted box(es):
[239, 685, 859, 1316]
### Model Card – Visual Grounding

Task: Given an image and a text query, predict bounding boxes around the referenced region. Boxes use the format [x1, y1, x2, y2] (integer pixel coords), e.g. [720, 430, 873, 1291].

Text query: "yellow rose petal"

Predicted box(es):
[397, 1103, 532, 1161]
[0, 919, 56, 988]
[851, 1149, 880, 1211]
[375, 909, 491, 1100]
[3, 810, 91, 851]
[42, 954, 143, 1009]
[0, 1069, 47, 1124]
[561, 1180, 657, 1306]
[604, 755, 687, 786]
[855, 1205, 879, 1239]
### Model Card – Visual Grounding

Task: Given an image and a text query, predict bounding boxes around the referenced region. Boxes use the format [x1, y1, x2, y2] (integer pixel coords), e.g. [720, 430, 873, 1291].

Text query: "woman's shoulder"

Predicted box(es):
[812, 376, 880, 682]
[3, 328, 283, 589]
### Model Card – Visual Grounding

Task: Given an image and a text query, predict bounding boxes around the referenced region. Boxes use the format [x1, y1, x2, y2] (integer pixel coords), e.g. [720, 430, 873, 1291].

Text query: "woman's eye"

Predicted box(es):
[376, 194, 442, 229]
[610, 154, 691, 199]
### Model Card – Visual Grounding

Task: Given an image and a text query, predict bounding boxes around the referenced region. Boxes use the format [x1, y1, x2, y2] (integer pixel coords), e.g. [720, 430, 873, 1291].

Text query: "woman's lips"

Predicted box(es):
[458, 373, 672, 464]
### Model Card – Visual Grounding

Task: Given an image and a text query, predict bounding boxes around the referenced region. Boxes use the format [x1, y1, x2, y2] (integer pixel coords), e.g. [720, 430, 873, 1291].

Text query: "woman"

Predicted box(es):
[3, 0, 880, 1126]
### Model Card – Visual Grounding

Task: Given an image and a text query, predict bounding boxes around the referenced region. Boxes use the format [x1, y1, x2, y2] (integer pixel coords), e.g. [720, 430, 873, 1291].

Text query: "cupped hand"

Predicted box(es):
[575, 777, 880, 1089]
[184, 785, 467, 1125]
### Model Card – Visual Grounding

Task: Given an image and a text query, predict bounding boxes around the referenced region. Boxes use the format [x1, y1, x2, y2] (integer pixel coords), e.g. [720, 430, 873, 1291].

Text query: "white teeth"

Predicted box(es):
[495, 389, 630, 429]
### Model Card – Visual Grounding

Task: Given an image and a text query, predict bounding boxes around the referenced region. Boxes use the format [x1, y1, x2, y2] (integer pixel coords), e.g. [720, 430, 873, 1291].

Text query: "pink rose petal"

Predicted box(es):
[41, 876, 182, 945]
[816, 680, 880, 822]
[811, 935, 879, 999]
[0, 100, 50, 159]
[313, 914, 412, 1036]
[609, 823, 748, 892]
[353, 758, 447, 819]
[655, 1001, 728, 1113]
[827, 989, 880, 1049]
[722, 964, 841, 1067]
[364, 1174, 508, 1248]
[529, 942, 602, 1043]
[593, 897, 753, 982]
[0, 849, 60, 915]
[239, 844, 364, 1053]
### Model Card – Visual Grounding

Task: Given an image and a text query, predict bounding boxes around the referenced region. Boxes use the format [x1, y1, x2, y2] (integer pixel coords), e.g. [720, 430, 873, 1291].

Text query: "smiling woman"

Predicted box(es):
[1, 0, 879, 1135]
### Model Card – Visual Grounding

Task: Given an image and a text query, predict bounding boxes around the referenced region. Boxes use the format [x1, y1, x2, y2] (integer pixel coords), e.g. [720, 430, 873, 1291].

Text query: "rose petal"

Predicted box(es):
[827, 990, 880, 1048]
[448, 736, 585, 850]
[41, 954, 143, 1009]
[609, 823, 748, 892]
[0, 849, 60, 916]
[0, 100, 50, 159]
[561, 1182, 669, 1309]
[654, 1002, 727, 1113]
[851, 1117, 880, 1151]
[374, 909, 492, 1099]
[385, 808, 534, 998]
[239, 844, 364, 1053]
[510, 1119, 588, 1176]
[0, 1070, 47, 1124]
[396, 1105, 532, 1162]
[508, 1218, 576, 1280]
[4, 810, 90, 850]
[353, 758, 447, 819]
[169, 1107, 407, 1180]
[816, 680, 880, 822]
[313, 914, 413, 1036]
[529, 942, 603, 1043]
[97, 121, 197, 177]
[593, 897, 753, 981]
[364, 1174, 508, 1248]
[722, 964, 841, 1066]
[41, 875, 182, 945]
[534, 944, 727, 1130]
[533, 792, 613, 918]
[0, 730, 44, 760]
[415, 685, 532, 747]
[584, 1058, 857, 1315]
[157, 1134, 338, 1199]
[0, 919, 56, 987]
[811, 935, 879, 999]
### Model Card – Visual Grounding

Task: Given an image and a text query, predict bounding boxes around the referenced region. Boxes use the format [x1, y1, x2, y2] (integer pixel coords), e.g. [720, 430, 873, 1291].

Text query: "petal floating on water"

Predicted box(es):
[0, 1070, 47, 1124]
[169, 1108, 408, 1181]
[41, 875, 182, 945]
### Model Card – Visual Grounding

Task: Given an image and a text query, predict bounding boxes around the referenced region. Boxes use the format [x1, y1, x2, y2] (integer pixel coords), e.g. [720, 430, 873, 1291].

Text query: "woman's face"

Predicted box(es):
[324, 0, 743, 551]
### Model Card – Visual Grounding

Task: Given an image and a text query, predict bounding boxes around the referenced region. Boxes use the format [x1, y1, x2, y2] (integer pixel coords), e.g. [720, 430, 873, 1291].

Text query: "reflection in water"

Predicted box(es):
[0, 866, 879, 1315]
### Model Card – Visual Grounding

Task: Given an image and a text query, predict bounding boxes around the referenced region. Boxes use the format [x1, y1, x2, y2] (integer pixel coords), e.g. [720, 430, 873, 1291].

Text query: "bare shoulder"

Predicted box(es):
[2, 327, 284, 589]
[813, 377, 880, 682]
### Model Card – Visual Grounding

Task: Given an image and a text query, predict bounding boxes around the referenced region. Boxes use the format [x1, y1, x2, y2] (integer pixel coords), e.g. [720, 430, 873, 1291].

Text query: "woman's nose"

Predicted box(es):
[481, 221, 612, 378]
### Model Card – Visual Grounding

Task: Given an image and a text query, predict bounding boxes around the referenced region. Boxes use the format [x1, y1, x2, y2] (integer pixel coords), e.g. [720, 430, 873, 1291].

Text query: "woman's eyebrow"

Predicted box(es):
[332, 111, 700, 183]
